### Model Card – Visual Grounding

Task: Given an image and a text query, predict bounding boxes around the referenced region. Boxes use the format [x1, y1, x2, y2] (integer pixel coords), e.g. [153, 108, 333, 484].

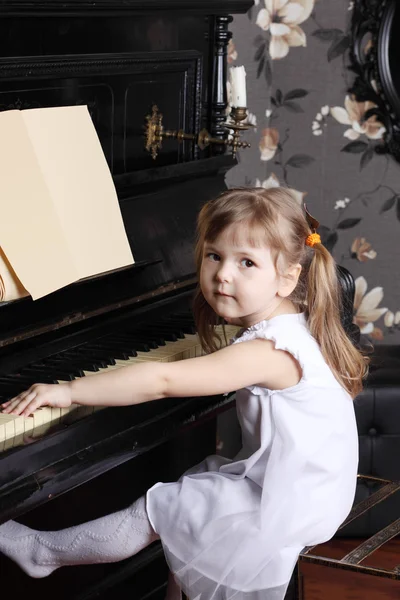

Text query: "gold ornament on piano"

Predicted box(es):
[144, 104, 253, 160]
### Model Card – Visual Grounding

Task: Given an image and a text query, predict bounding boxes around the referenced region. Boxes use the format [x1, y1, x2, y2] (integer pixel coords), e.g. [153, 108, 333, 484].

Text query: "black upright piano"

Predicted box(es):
[0, 2, 253, 598]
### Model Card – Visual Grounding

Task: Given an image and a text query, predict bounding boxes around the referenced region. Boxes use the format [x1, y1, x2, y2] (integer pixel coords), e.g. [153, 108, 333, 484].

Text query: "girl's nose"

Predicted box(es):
[215, 262, 232, 283]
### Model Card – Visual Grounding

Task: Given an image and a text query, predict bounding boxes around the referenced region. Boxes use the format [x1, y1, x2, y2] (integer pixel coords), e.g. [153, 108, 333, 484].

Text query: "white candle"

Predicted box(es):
[229, 65, 247, 107]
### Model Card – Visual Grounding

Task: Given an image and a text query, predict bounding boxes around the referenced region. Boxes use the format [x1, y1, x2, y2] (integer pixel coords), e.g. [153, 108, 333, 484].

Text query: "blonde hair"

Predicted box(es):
[193, 187, 368, 398]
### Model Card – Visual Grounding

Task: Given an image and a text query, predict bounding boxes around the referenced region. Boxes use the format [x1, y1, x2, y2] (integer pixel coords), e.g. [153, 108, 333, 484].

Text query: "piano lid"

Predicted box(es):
[0, 0, 254, 16]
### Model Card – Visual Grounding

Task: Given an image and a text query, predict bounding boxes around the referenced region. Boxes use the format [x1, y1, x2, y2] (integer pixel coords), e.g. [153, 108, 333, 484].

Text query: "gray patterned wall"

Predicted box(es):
[226, 0, 400, 345]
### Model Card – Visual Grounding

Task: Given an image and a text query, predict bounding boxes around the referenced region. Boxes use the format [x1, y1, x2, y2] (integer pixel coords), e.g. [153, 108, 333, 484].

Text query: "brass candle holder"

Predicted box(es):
[144, 104, 253, 160]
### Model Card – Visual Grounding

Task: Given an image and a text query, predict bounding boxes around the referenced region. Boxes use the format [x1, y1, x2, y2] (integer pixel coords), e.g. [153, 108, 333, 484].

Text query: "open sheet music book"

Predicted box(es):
[0, 105, 134, 302]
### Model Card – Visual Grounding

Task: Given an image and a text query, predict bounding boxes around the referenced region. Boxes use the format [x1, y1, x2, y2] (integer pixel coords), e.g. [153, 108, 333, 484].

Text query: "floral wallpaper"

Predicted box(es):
[225, 0, 400, 344]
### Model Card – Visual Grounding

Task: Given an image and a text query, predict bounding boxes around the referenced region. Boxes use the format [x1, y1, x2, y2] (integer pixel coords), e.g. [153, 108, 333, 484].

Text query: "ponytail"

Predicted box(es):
[306, 242, 368, 398]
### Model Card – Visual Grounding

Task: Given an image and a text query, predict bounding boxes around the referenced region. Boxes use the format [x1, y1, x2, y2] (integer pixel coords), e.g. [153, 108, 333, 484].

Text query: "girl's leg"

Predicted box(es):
[0, 495, 158, 578]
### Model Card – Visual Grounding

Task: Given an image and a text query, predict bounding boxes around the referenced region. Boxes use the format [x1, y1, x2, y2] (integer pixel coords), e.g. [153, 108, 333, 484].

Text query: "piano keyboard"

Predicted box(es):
[0, 318, 239, 452]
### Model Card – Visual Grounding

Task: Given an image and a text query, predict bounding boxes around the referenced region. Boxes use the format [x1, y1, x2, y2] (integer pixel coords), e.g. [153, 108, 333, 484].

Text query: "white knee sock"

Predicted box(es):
[0, 495, 158, 578]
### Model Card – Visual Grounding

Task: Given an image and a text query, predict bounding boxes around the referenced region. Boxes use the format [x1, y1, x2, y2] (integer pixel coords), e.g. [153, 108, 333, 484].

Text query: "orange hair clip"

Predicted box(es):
[305, 232, 321, 247]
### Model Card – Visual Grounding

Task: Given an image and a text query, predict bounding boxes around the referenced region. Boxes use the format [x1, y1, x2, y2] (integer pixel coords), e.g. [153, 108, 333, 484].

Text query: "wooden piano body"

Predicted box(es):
[0, 1, 252, 598]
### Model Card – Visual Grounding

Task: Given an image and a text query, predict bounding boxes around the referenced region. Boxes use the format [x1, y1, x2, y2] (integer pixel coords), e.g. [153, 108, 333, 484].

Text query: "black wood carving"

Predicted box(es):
[208, 15, 233, 154]
[349, 0, 400, 162]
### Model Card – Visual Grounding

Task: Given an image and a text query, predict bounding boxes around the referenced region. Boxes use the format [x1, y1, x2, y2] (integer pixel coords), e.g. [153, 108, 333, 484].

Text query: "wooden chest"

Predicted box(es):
[298, 475, 400, 600]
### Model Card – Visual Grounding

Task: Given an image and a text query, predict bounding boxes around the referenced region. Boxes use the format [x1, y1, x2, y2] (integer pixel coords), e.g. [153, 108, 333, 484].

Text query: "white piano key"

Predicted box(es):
[0, 414, 18, 451]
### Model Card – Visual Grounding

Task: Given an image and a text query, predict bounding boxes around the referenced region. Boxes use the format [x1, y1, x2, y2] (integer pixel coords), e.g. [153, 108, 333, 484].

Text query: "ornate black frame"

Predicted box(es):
[349, 0, 400, 162]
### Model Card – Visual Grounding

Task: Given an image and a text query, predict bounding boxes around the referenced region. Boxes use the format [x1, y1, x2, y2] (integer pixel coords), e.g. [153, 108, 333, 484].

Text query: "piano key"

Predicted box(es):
[0, 386, 35, 402]
[129, 327, 178, 342]
[0, 325, 240, 452]
[148, 321, 186, 333]
[37, 358, 86, 375]
[0, 414, 17, 451]
[120, 336, 157, 349]
[0, 379, 30, 394]
[161, 319, 197, 334]
[22, 367, 75, 382]
[68, 352, 117, 367]
[144, 325, 185, 338]
[58, 360, 101, 372]
[0, 374, 44, 386]
[169, 311, 195, 321]
[121, 331, 166, 346]
[18, 369, 59, 384]
[100, 335, 151, 353]
[81, 344, 132, 361]
[61, 350, 109, 368]
[28, 362, 79, 380]
[0, 413, 27, 450]
[50, 406, 62, 425]
[26, 406, 74, 439]
[89, 341, 139, 357]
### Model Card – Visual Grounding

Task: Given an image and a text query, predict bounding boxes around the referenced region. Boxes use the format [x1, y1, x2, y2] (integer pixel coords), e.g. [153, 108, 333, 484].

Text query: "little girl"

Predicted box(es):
[0, 187, 367, 600]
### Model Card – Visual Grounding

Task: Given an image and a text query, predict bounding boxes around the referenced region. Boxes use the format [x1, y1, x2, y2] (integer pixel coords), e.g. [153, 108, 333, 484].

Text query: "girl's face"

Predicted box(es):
[200, 223, 287, 328]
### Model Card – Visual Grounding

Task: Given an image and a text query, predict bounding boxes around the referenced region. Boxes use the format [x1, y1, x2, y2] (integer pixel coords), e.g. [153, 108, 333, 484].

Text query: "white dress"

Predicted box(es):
[146, 314, 359, 600]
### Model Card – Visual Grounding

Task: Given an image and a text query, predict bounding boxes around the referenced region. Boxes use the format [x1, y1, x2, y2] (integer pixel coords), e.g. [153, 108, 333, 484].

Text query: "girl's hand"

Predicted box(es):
[1, 383, 72, 417]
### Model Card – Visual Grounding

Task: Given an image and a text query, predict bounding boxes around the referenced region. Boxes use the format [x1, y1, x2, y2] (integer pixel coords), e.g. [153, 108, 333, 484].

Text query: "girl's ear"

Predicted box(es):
[278, 264, 302, 298]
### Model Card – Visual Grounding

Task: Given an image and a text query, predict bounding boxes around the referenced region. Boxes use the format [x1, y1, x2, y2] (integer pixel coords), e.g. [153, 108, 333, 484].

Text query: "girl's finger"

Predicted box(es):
[2, 395, 24, 410]
[8, 390, 38, 416]
[21, 397, 43, 417]
[2, 395, 26, 413]
[2, 387, 35, 410]
[6, 383, 41, 407]
[1, 399, 24, 413]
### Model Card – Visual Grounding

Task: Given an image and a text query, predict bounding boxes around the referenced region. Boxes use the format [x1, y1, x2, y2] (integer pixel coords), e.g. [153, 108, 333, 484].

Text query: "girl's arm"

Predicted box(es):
[2, 339, 301, 416]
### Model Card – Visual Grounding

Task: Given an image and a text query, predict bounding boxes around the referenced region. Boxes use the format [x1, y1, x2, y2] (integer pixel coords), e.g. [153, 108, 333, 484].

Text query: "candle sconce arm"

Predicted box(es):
[144, 104, 253, 160]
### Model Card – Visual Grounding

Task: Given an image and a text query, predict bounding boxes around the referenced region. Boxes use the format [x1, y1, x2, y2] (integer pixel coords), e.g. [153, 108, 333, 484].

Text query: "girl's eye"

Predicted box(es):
[241, 259, 254, 268]
[207, 252, 220, 262]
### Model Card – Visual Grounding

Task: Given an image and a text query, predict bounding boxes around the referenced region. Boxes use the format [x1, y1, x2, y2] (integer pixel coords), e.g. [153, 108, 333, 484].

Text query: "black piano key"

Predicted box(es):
[161, 319, 196, 334]
[50, 359, 98, 373]
[0, 380, 30, 395]
[14, 371, 59, 385]
[33, 358, 78, 371]
[0, 381, 37, 396]
[38, 359, 86, 378]
[80, 345, 130, 361]
[130, 327, 178, 342]
[83, 339, 137, 360]
[166, 312, 195, 322]
[131, 339, 157, 350]
[121, 333, 164, 347]
[90, 340, 139, 357]
[163, 315, 195, 325]
[26, 364, 76, 381]
[170, 312, 195, 322]
[59, 352, 106, 369]
[147, 324, 185, 338]
[103, 335, 150, 352]
[20, 368, 63, 383]
[46, 353, 99, 369]
[63, 349, 116, 367]
[0, 374, 40, 386]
